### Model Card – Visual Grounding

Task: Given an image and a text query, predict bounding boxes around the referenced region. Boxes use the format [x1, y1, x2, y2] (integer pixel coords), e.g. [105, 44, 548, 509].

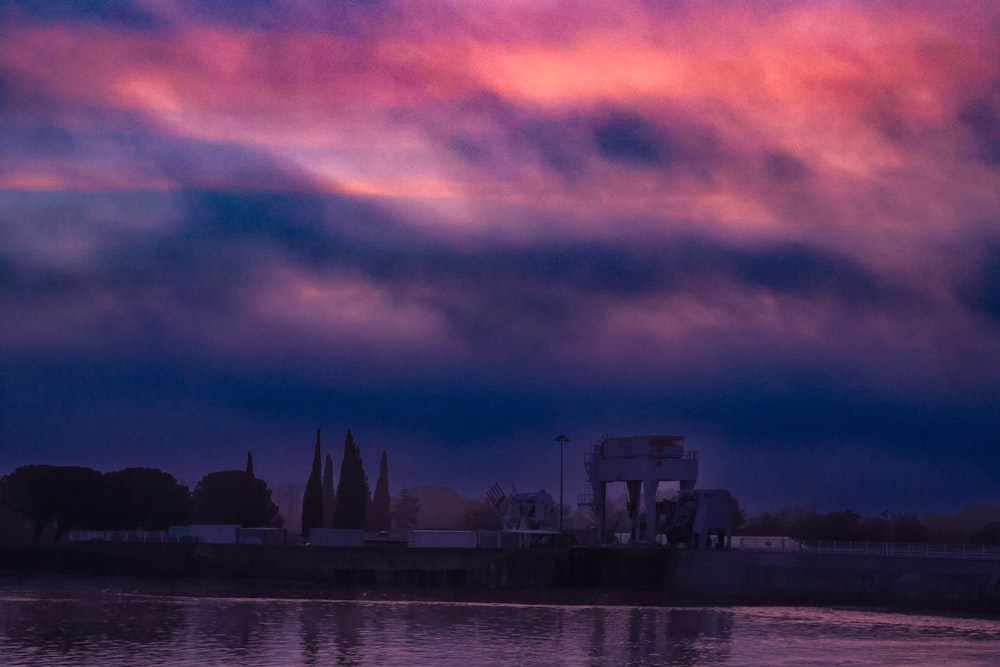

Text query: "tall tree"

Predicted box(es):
[365, 450, 391, 532]
[192, 470, 278, 527]
[0, 465, 104, 542]
[322, 454, 336, 529]
[730, 495, 746, 533]
[246, 451, 255, 478]
[101, 467, 191, 530]
[333, 429, 369, 529]
[301, 428, 324, 539]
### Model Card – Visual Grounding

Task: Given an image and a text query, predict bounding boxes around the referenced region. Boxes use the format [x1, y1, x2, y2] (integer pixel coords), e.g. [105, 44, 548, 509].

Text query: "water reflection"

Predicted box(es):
[1, 580, 998, 666]
[298, 603, 321, 665]
[588, 606, 607, 661]
[191, 598, 275, 658]
[1, 592, 183, 660]
[662, 608, 734, 665]
[296, 602, 367, 666]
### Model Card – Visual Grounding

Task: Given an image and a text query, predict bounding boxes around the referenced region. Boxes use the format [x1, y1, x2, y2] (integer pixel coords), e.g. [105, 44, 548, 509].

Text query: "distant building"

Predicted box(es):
[502, 490, 555, 531]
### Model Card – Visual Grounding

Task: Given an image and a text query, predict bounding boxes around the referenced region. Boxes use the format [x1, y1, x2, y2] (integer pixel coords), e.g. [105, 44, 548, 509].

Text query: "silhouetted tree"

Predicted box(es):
[741, 511, 790, 536]
[790, 511, 824, 540]
[101, 467, 190, 530]
[860, 515, 890, 542]
[301, 428, 324, 539]
[333, 430, 369, 529]
[730, 495, 746, 534]
[192, 470, 278, 527]
[891, 513, 929, 542]
[924, 504, 1000, 544]
[824, 509, 863, 541]
[969, 521, 1000, 545]
[0, 505, 34, 544]
[365, 450, 391, 532]
[391, 487, 421, 530]
[322, 454, 336, 529]
[246, 452, 255, 478]
[789, 509, 864, 541]
[0, 465, 103, 542]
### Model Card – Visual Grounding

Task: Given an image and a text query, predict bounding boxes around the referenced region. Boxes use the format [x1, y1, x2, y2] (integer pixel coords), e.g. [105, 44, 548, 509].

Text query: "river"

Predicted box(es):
[1, 579, 998, 665]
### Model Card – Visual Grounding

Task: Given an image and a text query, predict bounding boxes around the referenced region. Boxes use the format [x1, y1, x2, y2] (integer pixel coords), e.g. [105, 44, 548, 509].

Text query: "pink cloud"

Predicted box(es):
[2, 4, 996, 244]
[2, 1, 999, 333]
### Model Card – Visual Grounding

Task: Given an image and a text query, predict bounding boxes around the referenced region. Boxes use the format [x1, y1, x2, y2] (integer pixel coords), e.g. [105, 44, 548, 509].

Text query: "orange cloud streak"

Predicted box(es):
[2, 3, 997, 248]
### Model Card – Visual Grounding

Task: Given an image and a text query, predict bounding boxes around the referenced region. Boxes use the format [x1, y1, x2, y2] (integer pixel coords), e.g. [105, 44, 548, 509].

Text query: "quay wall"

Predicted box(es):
[667, 549, 1000, 612]
[1, 543, 998, 613]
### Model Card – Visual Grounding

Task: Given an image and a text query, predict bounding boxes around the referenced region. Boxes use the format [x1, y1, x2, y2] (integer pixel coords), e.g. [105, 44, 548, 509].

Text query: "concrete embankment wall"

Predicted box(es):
[559, 548, 1000, 613]
[2, 543, 999, 613]
[667, 550, 1000, 613]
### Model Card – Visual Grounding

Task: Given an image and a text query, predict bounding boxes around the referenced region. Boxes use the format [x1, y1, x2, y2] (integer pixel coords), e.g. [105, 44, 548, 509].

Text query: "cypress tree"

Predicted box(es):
[333, 429, 369, 529]
[365, 450, 391, 531]
[301, 428, 324, 540]
[246, 451, 255, 478]
[322, 454, 336, 528]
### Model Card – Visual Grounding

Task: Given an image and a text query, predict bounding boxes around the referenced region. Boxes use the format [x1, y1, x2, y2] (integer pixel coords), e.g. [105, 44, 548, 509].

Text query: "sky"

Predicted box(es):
[2, 0, 999, 516]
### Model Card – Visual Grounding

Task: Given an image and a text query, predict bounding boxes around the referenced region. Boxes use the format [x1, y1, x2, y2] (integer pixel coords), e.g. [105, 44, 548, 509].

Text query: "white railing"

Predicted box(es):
[731, 537, 1000, 561]
[68, 530, 173, 542]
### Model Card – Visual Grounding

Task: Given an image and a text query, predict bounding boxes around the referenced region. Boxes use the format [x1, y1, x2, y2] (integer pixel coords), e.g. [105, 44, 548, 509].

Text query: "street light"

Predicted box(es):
[555, 435, 570, 532]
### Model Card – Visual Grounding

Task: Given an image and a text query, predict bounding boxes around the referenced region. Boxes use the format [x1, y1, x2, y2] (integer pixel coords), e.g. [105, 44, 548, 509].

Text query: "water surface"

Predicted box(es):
[1, 580, 998, 666]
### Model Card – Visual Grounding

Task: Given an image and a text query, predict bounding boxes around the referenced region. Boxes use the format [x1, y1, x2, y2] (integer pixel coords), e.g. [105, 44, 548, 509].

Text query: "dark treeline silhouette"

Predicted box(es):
[6, 441, 996, 547]
[0, 465, 189, 542]
[1, 428, 399, 544]
[740, 505, 1000, 545]
[298, 428, 388, 538]
[364, 450, 390, 531]
[1, 465, 102, 541]
[333, 430, 369, 529]
[103, 467, 192, 531]
[192, 470, 279, 527]
[301, 428, 324, 539]
[0, 458, 281, 542]
[321, 453, 336, 528]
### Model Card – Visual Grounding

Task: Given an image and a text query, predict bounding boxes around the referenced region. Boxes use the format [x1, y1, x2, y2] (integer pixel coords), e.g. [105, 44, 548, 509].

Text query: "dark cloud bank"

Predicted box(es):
[3, 184, 999, 513]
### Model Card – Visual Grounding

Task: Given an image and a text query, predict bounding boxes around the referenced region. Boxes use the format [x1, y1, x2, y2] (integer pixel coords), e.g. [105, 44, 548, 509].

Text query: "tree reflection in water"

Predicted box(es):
[3, 581, 999, 666]
[0, 589, 182, 659]
[297, 601, 366, 666]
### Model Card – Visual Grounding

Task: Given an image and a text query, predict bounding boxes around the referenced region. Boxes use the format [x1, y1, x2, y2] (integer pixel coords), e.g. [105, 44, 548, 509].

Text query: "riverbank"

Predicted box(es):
[2, 542, 998, 614]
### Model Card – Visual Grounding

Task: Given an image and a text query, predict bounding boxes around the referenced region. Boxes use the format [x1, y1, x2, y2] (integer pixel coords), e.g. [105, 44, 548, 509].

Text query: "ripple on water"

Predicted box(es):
[1, 583, 999, 666]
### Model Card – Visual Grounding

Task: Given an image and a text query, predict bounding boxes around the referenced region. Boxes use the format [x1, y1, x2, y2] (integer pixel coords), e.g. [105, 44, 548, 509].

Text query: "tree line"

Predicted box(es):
[738, 505, 1000, 545]
[7, 443, 998, 547]
[299, 428, 394, 539]
[0, 428, 417, 544]
[0, 463, 278, 542]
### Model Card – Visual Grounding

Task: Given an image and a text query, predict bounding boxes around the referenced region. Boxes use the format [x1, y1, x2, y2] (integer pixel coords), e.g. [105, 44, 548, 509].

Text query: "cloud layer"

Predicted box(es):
[2, 1, 999, 513]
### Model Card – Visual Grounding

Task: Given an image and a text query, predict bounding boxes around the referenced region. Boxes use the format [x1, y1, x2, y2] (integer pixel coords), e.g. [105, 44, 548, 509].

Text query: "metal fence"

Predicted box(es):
[732, 536, 1000, 561]
[68, 530, 173, 542]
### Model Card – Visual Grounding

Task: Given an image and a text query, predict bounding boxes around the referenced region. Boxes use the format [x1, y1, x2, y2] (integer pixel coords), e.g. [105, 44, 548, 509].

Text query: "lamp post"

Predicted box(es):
[555, 435, 570, 532]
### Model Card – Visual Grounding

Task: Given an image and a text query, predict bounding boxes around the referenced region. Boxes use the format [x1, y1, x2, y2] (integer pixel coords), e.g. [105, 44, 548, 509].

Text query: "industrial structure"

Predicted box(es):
[579, 434, 732, 547]
[501, 490, 555, 531]
[70, 433, 733, 550]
